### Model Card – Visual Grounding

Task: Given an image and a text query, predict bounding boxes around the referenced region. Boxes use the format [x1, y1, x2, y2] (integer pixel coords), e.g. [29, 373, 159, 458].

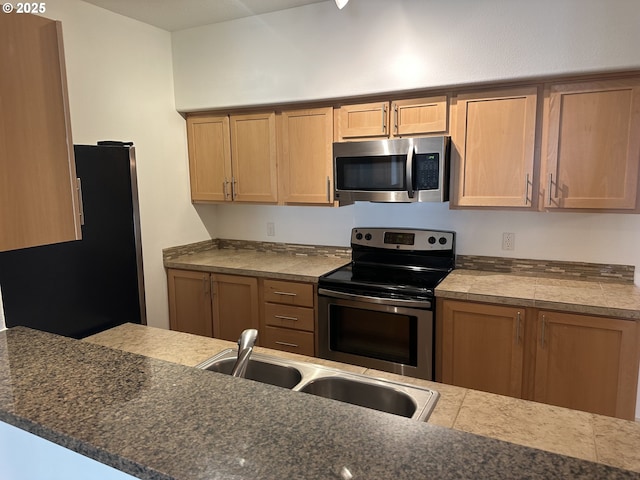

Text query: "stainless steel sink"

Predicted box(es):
[195, 349, 439, 421]
[197, 356, 302, 389]
[299, 376, 418, 418]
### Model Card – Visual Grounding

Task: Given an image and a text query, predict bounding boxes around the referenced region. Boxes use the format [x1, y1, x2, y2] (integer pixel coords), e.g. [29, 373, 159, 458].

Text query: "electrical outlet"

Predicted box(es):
[266, 222, 275, 237]
[502, 232, 515, 251]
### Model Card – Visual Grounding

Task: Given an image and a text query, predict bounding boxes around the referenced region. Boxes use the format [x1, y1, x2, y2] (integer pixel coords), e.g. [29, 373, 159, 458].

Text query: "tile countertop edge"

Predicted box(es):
[436, 271, 640, 321]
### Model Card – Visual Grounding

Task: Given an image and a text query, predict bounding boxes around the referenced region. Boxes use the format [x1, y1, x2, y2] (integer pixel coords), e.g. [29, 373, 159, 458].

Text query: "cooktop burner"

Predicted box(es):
[319, 227, 455, 299]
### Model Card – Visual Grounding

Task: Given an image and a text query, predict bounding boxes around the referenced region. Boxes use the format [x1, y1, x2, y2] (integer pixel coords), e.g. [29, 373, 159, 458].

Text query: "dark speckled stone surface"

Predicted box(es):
[0, 327, 637, 480]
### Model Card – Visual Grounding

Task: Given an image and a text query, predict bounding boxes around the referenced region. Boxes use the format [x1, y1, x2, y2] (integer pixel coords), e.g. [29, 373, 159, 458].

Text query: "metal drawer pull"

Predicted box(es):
[275, 341, 299, 348]
[273, 291, 297, 297]
[515, 311, 521, 344]
[274, 315, 298, 321]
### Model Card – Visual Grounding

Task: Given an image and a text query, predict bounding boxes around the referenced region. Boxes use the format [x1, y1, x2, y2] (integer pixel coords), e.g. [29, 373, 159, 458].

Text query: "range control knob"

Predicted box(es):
[428, 236, 437, 244]
[439, 237, 448, 245]
[355, 233, 363, 240]
[364, 233, 372, 241]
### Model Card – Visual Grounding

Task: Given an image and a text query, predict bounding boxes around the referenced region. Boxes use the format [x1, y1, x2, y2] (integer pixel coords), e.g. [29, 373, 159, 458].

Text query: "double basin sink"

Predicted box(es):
[195, 349, 439, 421]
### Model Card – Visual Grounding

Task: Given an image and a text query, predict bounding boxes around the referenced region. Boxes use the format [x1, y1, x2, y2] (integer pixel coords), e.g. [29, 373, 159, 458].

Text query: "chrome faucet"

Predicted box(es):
[230, 329, 258, 378]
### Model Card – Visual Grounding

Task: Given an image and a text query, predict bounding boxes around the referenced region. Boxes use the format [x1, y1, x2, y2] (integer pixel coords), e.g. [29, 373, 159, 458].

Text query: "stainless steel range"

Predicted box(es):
[318, 227, 455, 380]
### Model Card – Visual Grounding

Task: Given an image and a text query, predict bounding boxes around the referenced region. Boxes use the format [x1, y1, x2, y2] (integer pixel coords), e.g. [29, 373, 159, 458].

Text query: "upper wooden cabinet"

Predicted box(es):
[335, 96, 448, 141]
[229, 113, 278, 203]
[186, 114, 231, 202]
[451, 87, 538, 208]
[279, 107, 333, 205]
[542, 78, 640, 211]
[0, 13, 81, 251]
[534, 310, 638, 419]
[186, 112, 278, 203]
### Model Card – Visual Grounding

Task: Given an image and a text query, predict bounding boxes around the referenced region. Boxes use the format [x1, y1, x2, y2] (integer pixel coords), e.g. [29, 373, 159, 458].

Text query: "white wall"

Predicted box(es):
[40, 0, 213, 329]
[172, 0, 640, 111]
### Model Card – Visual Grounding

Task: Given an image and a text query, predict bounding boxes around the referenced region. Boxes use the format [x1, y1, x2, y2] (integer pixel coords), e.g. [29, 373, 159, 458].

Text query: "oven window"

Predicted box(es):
[328, 304, 417, 366]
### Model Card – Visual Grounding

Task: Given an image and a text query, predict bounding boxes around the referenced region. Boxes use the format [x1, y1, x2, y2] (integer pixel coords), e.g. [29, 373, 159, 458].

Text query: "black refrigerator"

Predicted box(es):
[0, 142, 146, 338]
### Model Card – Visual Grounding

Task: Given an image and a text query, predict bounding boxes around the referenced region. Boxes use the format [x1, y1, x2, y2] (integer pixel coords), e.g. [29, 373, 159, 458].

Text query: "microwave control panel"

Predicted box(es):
[415, 153, 440, 190]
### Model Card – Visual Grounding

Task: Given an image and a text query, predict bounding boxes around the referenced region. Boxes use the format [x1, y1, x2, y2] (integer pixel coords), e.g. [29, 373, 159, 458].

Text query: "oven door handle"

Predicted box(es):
[318, 288, 432, 309]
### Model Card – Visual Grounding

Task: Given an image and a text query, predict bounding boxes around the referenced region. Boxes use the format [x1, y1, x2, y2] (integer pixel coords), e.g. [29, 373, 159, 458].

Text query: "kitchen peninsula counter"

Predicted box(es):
[1, 325, 639, 480]
[85, 324, 640, 475]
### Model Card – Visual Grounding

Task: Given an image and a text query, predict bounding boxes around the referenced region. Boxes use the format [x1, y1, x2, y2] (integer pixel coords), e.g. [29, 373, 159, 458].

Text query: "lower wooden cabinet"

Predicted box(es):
[167, 270, 316, 354]
[167, 269, 213, 337]
[438, 299, 639, 420]
[212, 274, 259, 342]
[440, 300, 524, 397]
[260, 279, 316, 356]
[534, 310, 639, 419]
[167, 269, 258, 342]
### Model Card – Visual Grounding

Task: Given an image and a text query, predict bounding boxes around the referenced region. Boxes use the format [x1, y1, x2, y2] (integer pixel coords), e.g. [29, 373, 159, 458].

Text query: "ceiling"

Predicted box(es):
[81, 0, 330, 32]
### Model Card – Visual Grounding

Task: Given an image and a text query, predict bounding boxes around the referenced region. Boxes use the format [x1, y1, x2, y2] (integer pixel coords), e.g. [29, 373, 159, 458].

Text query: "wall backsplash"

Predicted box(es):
[456, 255, 635, 284]
[163, 239, 633, 284]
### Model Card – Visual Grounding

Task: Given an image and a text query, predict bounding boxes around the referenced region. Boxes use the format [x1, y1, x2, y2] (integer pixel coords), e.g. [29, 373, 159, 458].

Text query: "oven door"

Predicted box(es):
[317, 289, 434, 380]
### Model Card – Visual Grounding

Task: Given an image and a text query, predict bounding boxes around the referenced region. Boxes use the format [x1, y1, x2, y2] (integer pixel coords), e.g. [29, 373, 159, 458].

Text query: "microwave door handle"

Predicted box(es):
[406, 144, 415, 198]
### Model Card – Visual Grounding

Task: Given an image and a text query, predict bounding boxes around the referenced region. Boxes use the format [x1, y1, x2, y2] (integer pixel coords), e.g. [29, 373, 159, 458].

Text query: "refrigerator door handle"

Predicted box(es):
[76, 177, 85, 226]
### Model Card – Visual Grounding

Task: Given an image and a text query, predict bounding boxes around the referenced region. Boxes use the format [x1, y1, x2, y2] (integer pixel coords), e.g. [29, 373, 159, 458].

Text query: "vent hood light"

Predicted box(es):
[335, 0, 349, 9]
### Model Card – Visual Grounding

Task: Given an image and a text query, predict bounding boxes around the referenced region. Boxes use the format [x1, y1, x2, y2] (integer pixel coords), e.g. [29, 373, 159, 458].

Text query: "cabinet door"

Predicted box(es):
[441, 300, 525, 397]
[392, 96, 448, 136]
[543, 78, 640, 210]
[229, 113, 278, 203]
[0, 13, 81, 251]
[167, 269, 213, 337]
[212, 274, 259, 342]
[534, 311, 639, 419]
[280, 107, 334, 204]
[451, 87, 537, 208]
[337, 102, 389, 140]
[186, 114, 231, 202]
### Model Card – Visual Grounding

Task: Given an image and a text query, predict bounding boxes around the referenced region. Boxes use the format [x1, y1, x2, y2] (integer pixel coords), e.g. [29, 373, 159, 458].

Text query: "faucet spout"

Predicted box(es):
[230, 329, 258, 378]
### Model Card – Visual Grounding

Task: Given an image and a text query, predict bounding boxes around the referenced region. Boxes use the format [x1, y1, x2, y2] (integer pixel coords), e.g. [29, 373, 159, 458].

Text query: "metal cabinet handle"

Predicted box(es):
[393, 103, 399, 134]
[515, 311, 521, 344]
[231, 177, 237, 200]
[541, 314, 547, 348]
[223, 178, 229, 200]
[274, 315, 299, 322]
[326, 176, 331, 203]
[76, 177, 85, 225]
[275, 341, 299, 348]
[273, 291, 297, 297]
[524, 174, 530, 205]
[382, 104, 387, 134]
[203, 275, 208, 296]
[547, 174, 553, 206]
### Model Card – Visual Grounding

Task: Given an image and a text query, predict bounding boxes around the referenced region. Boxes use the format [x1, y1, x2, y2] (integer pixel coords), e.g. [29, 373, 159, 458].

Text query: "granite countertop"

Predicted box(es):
[436, 270, 640, 320]
[2, 326, 639, 480]
[164, 248, 349, 283]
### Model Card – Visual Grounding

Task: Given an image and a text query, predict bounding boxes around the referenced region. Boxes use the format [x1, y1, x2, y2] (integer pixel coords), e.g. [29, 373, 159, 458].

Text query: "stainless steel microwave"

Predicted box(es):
[333, 136, 450, 205]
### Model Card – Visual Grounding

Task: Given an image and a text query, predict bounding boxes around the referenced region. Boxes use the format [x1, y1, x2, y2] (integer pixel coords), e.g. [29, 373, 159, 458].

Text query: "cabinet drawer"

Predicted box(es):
[263, 326, 314, 356]
[263, 279, 314, 307]
[264, 303, 314, 332]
